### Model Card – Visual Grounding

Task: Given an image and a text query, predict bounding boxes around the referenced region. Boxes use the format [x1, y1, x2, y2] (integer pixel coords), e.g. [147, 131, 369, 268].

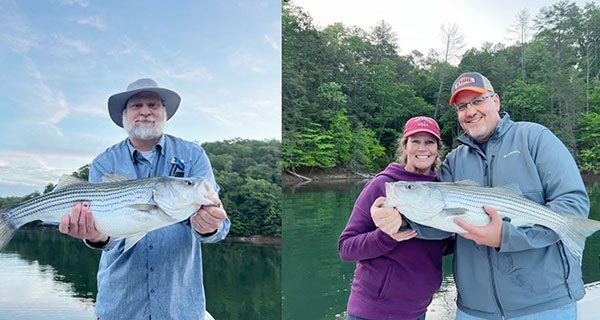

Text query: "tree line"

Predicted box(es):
[283, 1, 600, 174]
[0, 139, 281, 237]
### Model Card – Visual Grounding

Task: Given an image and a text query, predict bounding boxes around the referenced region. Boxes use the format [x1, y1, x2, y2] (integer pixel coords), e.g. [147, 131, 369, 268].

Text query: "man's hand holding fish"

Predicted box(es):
[454, 205, 502, 248]
[190, 193, 227, 235]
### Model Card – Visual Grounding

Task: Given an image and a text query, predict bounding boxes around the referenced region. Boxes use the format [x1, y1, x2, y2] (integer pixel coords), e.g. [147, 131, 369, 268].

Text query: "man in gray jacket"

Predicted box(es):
[441, 72, 590, 319]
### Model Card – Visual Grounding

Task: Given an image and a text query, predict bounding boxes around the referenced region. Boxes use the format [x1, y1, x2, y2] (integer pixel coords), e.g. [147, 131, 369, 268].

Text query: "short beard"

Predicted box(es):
[122, 111, 166, 141]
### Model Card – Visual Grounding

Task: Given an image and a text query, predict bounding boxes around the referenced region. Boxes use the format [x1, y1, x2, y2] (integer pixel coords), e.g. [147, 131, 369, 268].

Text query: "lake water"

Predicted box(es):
[0, 229, 281, 320]
[282, 179, 600, 320]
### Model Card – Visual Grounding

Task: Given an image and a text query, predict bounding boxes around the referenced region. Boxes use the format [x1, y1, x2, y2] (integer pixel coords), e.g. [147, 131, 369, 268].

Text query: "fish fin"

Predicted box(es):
[127, 203, 158, 212]
[494, 183, 523, 196]
[101, 174, 131, 183]
[454, 180, 480, 186]
[0, 210, 17, 251]
[441, 208, 468, 216]
[561, 215, 600, 264]
[505, 216, 533, 227]
[54, 175, 86, 191]
[123, 233, 147, 252]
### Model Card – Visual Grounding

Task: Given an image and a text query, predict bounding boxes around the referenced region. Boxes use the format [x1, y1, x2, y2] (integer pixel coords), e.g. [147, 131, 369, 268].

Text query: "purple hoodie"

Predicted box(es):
[339, 163, 452, 320]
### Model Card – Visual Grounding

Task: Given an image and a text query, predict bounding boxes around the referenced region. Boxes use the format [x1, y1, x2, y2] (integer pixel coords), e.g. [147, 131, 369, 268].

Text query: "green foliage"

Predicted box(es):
[202, 139, 281, 237]
[577, 112, 600, 173]
[349, 126, 387, 172]
[330, 109, 353, 166]
[283, 1, 600, 174]
[72, 164, 90, 181]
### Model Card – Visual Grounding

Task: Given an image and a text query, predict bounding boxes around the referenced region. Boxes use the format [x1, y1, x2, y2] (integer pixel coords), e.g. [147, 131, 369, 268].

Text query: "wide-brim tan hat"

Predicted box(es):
[108, 78, 181, 127]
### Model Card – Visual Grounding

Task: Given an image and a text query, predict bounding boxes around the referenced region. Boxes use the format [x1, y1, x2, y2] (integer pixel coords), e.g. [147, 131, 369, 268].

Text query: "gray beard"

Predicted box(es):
[123, 115, 165, 140]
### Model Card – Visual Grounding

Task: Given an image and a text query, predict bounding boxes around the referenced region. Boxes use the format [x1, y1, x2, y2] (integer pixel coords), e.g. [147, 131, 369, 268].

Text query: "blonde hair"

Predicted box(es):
[395, 136, 444, 172]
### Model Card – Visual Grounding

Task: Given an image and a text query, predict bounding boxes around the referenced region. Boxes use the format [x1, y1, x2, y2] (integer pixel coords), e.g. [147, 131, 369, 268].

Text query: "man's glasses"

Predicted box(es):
[455, 94, 494, 112]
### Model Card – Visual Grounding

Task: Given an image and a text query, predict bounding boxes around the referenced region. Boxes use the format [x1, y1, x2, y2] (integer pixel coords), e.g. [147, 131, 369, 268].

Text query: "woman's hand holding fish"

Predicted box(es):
[370, 197, 417, 242]
[58, 202, 109, 245]
[190, 194, 227, 236]
[454, 205, 502, 248]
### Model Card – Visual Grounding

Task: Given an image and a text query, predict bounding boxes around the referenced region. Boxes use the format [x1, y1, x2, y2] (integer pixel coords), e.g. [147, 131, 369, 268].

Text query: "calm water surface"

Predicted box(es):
[282, 180, 600, 320]
[0, 229, 281, 320]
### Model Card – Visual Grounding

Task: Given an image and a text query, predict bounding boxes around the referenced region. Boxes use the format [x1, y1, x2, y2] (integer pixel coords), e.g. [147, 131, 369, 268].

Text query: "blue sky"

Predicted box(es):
[0, 0, 281, 196]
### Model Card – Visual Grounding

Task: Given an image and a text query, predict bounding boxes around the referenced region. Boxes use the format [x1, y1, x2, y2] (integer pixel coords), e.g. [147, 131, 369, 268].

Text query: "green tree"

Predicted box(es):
[329, 108, 352, 166]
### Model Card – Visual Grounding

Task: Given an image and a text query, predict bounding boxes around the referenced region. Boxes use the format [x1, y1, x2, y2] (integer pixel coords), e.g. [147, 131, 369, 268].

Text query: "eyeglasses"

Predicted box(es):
[455, 94, 494, 112]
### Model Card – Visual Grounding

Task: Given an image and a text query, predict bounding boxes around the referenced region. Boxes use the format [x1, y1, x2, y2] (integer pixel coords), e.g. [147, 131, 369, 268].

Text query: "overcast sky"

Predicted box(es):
[291, 0, 592, 60]
[0, 0, 281, 196]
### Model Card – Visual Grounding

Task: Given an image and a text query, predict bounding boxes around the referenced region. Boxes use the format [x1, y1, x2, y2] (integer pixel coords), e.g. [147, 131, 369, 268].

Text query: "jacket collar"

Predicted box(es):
[457, 112, 513, 148]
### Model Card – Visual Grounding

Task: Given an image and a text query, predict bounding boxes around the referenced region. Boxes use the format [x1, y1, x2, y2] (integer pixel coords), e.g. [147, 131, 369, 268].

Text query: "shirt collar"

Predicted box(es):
[127, 135, 166, 163]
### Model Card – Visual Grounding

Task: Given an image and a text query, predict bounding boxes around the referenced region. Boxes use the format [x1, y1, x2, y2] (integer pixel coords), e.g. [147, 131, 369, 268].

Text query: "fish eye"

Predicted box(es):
[185, 180, 193, 186]
[407, 184, 414, 190]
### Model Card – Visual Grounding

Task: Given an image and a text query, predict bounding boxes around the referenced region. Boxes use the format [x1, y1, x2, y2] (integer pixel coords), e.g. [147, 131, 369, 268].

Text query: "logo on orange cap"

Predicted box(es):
[449, 72, 494, 106]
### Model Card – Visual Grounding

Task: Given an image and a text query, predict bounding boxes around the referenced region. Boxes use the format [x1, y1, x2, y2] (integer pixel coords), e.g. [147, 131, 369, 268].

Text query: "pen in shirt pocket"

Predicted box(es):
[169, 157, 186, 177]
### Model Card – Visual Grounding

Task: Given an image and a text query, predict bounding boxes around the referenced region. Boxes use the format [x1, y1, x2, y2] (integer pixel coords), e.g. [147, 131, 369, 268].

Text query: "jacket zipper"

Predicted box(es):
[485, 152, 505, 318]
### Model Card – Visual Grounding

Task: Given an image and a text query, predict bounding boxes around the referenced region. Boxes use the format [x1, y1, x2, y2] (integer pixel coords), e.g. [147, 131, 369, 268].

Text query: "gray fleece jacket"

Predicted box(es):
[440, 113, 590, 319]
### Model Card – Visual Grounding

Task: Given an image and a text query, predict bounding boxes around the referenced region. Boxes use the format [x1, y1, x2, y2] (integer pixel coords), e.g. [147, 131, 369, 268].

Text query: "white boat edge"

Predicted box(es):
[577, 281, 600, 320]
[205, 310, 215, 320]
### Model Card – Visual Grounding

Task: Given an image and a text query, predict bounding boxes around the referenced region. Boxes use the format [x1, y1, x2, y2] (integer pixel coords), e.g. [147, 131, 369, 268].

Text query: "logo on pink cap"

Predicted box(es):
[403, 116, 441, 140]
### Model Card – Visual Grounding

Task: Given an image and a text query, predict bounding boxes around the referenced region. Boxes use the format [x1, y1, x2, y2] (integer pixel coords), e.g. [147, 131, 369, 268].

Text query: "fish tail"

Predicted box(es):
[0, 209, 17, 251]
[561, 215, 600, 263]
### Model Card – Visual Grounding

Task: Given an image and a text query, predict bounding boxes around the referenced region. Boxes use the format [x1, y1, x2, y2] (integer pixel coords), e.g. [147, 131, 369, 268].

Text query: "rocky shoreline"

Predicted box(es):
[226, 235, 281, 245]
[282, 167, 373, 186]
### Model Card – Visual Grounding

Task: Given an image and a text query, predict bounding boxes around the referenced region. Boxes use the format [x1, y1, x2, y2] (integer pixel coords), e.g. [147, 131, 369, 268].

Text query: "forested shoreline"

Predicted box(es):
[283, 1, 600, 174]
[0, 139, 281, 238]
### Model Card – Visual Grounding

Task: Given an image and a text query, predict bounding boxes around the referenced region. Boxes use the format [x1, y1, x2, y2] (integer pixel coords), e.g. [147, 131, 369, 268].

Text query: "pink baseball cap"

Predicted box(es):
[403, 116, 441, 140]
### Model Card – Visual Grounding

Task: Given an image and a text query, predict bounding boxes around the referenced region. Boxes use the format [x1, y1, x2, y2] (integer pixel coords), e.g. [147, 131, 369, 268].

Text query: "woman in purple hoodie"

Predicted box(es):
[339, 116, 453, 320]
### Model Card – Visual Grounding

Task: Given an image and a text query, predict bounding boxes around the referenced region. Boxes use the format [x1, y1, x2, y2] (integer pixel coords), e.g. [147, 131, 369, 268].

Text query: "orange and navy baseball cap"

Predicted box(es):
[449, 72, 494, 105]
[403, 116, 441, 141]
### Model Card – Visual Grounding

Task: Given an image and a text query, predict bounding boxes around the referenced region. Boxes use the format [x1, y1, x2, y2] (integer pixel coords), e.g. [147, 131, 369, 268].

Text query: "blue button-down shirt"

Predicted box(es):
[88, 134, 230, 320]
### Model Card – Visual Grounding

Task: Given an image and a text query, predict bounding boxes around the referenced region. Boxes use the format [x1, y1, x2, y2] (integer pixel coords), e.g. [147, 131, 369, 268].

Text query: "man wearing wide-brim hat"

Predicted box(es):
[58, 78, 230, 320]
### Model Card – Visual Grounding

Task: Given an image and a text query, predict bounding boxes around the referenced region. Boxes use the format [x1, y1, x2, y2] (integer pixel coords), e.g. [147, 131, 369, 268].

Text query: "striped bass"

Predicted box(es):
[384, 180, 600, 262]
[0, 174, 217, 251]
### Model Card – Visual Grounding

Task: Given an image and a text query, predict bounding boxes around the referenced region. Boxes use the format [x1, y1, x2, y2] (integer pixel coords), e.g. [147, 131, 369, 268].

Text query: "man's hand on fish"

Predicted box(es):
[58, 202, 109, 244]
[454, 205, 502, 248]
[370, 197, 417, 242]
[190, 194, 227, 236]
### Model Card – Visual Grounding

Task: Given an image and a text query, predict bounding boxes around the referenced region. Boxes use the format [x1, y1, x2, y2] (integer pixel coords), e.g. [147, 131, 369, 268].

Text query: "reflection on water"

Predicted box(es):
[0, 228, 281, 320]
[0, 253, 95, 320]
[283, 180, 600, 320]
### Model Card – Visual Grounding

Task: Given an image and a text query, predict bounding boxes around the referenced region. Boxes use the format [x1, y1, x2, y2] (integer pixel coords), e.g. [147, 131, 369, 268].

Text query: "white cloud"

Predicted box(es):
[70, 102, 107, 117]
[59, 36, 90, 53]
[0, 0, 37, 53]
[230, 50, 266, 74]
[105, 37, 157, 64]
[163, 66, 213, 81]
[34, 83, 71, 125]
[264, 20, 281, 51]
[264, 34, 280, 51]
[0, 151, 89, 194]
[75, 16, 107, 29]
[53, 0, 89, 7]
[194, 107, 234, 125]
[191, 98, 279, 126]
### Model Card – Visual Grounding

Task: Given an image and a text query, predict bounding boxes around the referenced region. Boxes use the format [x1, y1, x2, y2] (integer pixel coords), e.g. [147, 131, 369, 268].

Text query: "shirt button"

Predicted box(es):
[149, 245, 153, 250]
[150, 289, 155, 293]
[150, 267, 155, 272]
